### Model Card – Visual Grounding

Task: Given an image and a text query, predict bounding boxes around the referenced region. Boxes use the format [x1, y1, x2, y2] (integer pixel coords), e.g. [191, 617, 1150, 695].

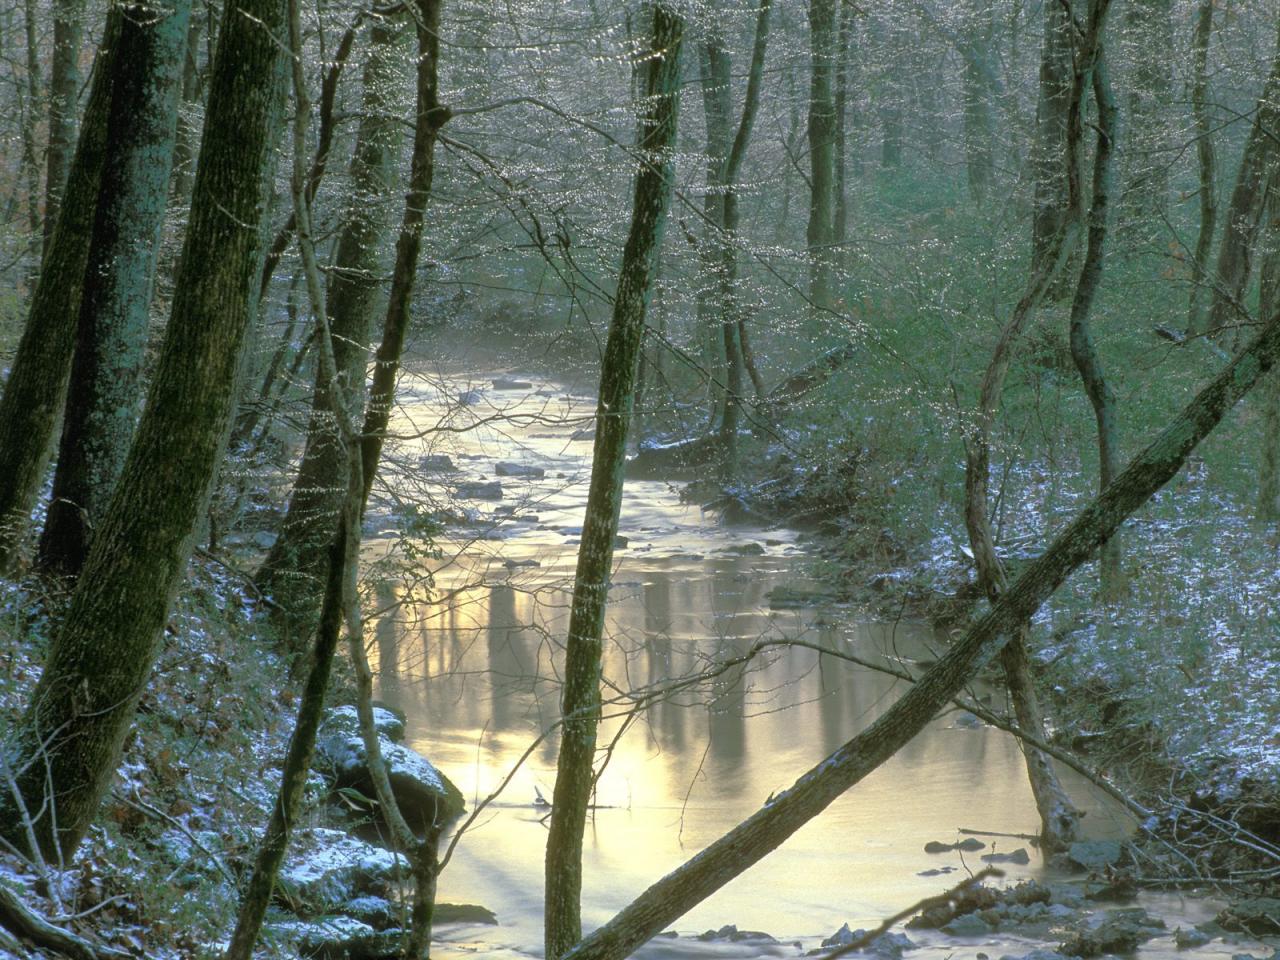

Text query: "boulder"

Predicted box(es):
[697, 925, 778, 943]
[1059, 908, 1164, 957]
[315, 708, 464, 833]
[942, 913, 993, 938]
[495, 461, 545, 479]
[981, 847, 1031, 865]
[1174, 927, 1212, 949]
[1064, 841, 1125, 872]
[276, 829, 409, 916]
[419, 454, 456, 472]
[814, 923, 915, 958]
[491, 378, 532, 390]
[455, 479, 503, 500]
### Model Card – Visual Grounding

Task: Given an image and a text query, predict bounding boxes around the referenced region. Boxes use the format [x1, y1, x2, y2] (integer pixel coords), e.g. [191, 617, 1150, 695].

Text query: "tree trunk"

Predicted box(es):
[833, 0, 852, 244]
[170, 7, 206, 204]
[1069, 54, 1124, 599]
[42, 0, 87, 257]
[1031, 0, 1074, 288]
[20, 0, 42, 244]
[1118, 0, 1172, 224]
[1257, 180, 1280, 521]
[561, 304, 1280, 960]
[806, 0, 836, 309]
[0, 14, 120, 571]
[258, 15, 407, 639]
[37, 0, 191, 578]
[963, 0, 1114, 853]
[544, 8, 682, 958]
[1186, 0, 1217, 335]
[0, 0, 288, 862]
[255, 10, 365, 305]
[706, 0, 771, 475]
[360, 0, 449, 511]
[963, 0, 995, 203]
[1204, 23, 1280, 345]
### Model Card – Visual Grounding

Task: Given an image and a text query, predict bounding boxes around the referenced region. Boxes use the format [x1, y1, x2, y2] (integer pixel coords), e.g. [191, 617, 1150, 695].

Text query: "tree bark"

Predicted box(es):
[1118, 0, 1172, 222]
[1186, 0, 1218, 335]
[0, 0, 288, 862]
[544, 8, 682, 958]
[258, 14, 408, 639]
[806, 0, 837, 309]
[1068, 53, 1123, 598]
[42, 0, 87, 257]
[962, 0, 995, 202]
[1030, 0, 1074, 288]
[562, 302, 1280, 960]
[1257, 180, 1280, 522]
[37, 0, 191, 578]
[963, 0, 1114, 852]
[0, 14, 120, 571]
[1204, 22, 1280, 345]
[359, 0, 449, 510]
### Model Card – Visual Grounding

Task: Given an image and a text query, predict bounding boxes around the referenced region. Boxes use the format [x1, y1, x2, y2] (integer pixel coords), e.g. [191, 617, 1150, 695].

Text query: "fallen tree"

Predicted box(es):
[561, 305, 1280, 960]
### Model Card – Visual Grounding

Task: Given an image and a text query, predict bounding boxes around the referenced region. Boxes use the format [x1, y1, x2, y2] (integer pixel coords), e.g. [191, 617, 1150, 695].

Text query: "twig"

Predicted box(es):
[817, 868, 1003, 960]
[959, 828, 1041, 842]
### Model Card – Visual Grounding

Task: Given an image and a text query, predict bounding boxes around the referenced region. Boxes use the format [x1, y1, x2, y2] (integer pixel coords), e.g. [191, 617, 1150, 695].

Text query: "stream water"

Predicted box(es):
[363, 365, 1268, 960]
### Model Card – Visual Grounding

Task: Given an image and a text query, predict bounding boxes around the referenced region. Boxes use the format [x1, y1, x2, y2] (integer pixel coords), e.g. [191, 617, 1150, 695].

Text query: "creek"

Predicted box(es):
[364, 365, 1268, 960]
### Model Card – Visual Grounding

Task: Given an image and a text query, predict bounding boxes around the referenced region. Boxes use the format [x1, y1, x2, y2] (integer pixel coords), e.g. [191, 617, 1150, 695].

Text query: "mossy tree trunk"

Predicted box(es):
[1257, 181, 1280, 521]
[560, 300, 1280, 960]
[1118, 0, 1172, 224]
[962, 0, 995, 203]
[1068, 53, 1124, 599]
[257, 14, 408, 641]
[1203, 22, 1280, 345]
[37, 0, 191, 578]
[1030, 0, 1073, 288]
[544, 8, 682, 958]
[1186, 0, 1218, 336]
[0, 0, 288, 862]
[806, 0, 836, 309]
[42, 0, 86, 257]
[0, 13, 119, 571]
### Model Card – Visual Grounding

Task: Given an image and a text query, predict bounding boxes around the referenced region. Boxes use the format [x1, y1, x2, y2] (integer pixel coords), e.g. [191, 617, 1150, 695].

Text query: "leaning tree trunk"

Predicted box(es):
[0, 15, 120, 571]
[806, 0, 837, 309]
[0, 0, 288, 862]
[559, 302, 1280, 960]
[1204, 22, 1280, 345]
[37, 0, 191, 578]
[1186, 0, 1218, 336]
[1068, 54, 1123, 599]
[42, 0, 86, 257]
[544, 8, 682, 959]
[257, 15, 407, 641]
